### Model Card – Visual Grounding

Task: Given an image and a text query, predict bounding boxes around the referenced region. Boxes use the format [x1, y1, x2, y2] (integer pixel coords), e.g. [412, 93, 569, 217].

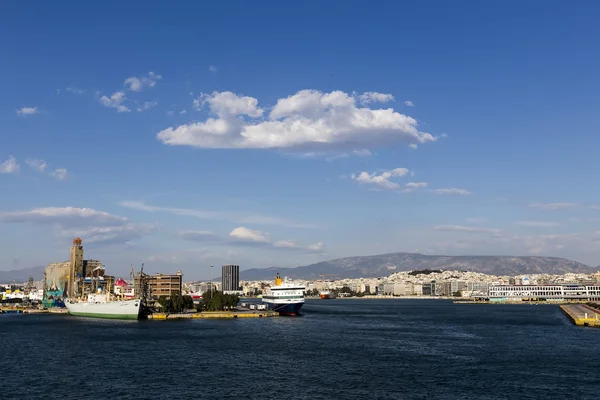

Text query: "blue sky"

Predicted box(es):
[1, 1, 600, 278]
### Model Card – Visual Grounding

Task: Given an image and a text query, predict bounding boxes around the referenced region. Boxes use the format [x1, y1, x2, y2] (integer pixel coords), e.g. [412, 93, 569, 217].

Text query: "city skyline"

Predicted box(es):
[1, 1, 600, 278]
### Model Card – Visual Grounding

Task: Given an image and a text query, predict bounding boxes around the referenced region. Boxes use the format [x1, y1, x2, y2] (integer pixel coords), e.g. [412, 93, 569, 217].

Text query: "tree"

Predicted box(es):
[453, 290, 463, 297]
[200, 290, 240, 311]
[156, 292, 194, 313]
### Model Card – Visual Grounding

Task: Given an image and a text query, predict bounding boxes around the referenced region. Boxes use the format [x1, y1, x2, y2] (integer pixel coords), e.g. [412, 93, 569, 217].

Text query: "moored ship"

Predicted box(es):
[319, 290, 337, 299]
[262, 273, 305, 316]
[65, 293, 142, 320]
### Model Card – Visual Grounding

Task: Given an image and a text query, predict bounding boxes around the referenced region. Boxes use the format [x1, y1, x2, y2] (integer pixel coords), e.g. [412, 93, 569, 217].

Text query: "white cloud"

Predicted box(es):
[157, 89, 436, 152]
[324, 148, 373, 162]
[16, 107, 38, 117]
[0, 206, 155, 245]
[431, 188, 472, 196]
[404, 100, 414, 107]
[402, 182, 428, 193]
[166, 110, 175, 116]
[208, 65, 218, 72]
[466, 217, 487, 223]
[229, 226, 270, 243]
[352, 149, 372, 157]
[72, 223, 157, 244]
[515, 221, 559, 227]
[49, 168, 68, 181]
[179, 110, 187, 115]
[307, 242, 325, 252]
[0, 207, 126, 225]
[119, 200, 319, 228]
[351, 168, 410, 190]
[124, 72, 162, 92]
[26, 158, 47, 173]
[179, 226, 325, 253]
[99, 91, 130, 113]
[0, 156, 20, 174]
[66, 86, 85, 95]
[358, 92, 394, 104]
[528, 202, 578, 210]
[137, 101, 158, 112]
[433, 225, 501, 234]
[274, 240, 297, 248]
[194, 91, 264, 117]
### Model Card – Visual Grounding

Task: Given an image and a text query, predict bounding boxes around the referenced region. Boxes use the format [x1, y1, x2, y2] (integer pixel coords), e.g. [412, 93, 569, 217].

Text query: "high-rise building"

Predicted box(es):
[222, 264, 240, 294]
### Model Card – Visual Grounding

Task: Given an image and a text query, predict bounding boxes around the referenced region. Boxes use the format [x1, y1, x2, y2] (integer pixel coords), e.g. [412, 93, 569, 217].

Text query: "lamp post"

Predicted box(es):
[210, 265, 214, 298]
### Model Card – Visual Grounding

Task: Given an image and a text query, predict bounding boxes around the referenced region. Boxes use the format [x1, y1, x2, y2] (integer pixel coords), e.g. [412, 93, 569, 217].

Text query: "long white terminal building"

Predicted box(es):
[488, 284, 600, 302]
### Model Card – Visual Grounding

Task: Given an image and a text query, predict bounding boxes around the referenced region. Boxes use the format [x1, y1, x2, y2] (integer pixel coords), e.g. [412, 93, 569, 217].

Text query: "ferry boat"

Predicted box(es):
[65, 292, 142, 320]
[319, 290, 337, 299]
[262, 273, 305, 316]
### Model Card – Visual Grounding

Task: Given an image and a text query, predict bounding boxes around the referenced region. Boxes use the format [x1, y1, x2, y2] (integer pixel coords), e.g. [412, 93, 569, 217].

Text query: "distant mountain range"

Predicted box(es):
[240, 252, 598, 281]
[2, 253, 597, 283]
[0, 266, 44, 283]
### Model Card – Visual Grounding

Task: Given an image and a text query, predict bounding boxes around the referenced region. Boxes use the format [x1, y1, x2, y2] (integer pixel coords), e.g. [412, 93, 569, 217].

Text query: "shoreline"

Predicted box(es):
[307, 296, 457, 300]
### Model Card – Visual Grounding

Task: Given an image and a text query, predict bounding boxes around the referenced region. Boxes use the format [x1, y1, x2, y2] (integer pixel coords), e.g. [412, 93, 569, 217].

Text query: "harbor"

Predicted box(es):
[0, 238, 306, 321]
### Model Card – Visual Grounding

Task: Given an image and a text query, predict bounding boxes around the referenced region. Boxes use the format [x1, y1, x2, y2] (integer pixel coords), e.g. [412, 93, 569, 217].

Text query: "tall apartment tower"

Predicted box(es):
[222, 264, 240, 293]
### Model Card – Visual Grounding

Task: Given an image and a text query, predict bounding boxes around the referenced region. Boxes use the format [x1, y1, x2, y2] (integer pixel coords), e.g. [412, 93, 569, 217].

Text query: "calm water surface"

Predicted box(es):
[1, 299, 599, 399]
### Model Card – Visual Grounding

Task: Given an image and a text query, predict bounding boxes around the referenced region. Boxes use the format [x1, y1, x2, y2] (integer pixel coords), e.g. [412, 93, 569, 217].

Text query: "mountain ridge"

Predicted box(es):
[0, 266, 45, 283]
[239, 252, 596, 281]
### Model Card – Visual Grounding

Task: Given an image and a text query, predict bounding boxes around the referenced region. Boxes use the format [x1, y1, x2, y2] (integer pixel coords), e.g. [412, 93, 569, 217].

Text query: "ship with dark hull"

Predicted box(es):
[262, 273, 305, 316]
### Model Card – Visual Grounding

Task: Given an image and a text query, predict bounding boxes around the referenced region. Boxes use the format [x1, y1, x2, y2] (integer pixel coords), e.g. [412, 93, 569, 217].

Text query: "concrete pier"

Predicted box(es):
[560, 304, 600, 327]
[0, 307, 68, 314]
[148, 310, 279, 320]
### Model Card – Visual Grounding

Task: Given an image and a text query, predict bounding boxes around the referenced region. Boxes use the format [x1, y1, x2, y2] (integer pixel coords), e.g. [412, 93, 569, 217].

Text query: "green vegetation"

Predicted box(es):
[201, 290, 240, 311]
[453, 290, 463, 297]
[157, 291, 194, 313]
[408, 269, 442, 276]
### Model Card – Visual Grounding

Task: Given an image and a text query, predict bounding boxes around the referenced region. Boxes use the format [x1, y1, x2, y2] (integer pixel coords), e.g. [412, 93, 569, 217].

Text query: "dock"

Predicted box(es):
[0, 307, 68, 314]
[560, 304, 600, 327]
[148, 310, 279, 320]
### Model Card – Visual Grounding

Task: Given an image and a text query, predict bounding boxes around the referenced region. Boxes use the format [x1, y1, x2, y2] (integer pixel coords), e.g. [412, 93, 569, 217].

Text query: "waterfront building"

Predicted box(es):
[488, 284, 600, 301]
[222, 264, 242, 294]
[422, 282, 434, 296]
[411, 283, 423, 296]
[135, 270, 183, 299]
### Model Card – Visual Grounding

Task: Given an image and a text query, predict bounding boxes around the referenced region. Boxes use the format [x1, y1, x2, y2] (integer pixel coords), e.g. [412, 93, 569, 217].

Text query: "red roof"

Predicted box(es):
[115, 278, 129, 286]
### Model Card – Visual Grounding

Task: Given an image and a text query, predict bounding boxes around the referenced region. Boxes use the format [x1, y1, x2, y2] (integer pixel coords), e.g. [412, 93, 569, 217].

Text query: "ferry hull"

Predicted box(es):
[65, 299, 142, 320]
[268, 302, 304, 316]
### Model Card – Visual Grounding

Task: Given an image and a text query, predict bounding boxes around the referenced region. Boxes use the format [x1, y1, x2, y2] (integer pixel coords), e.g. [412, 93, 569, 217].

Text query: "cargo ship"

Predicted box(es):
[262, 273, 305, 316]
[65, 293, 142, 320]
[319, 290, 337, 299]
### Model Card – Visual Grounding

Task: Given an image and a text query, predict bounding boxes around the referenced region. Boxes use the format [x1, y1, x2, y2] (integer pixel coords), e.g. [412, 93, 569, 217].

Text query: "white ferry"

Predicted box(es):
[262, 273, 305, 316]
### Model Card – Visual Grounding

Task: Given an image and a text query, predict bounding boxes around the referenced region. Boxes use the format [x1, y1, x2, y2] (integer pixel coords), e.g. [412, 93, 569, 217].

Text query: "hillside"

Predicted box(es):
[240, 252, 596, 281]
[0, 266, 45, 283]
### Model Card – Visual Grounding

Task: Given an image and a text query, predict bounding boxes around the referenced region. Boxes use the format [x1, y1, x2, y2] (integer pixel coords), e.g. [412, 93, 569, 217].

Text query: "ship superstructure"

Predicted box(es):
[262, 273, 305, 316]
